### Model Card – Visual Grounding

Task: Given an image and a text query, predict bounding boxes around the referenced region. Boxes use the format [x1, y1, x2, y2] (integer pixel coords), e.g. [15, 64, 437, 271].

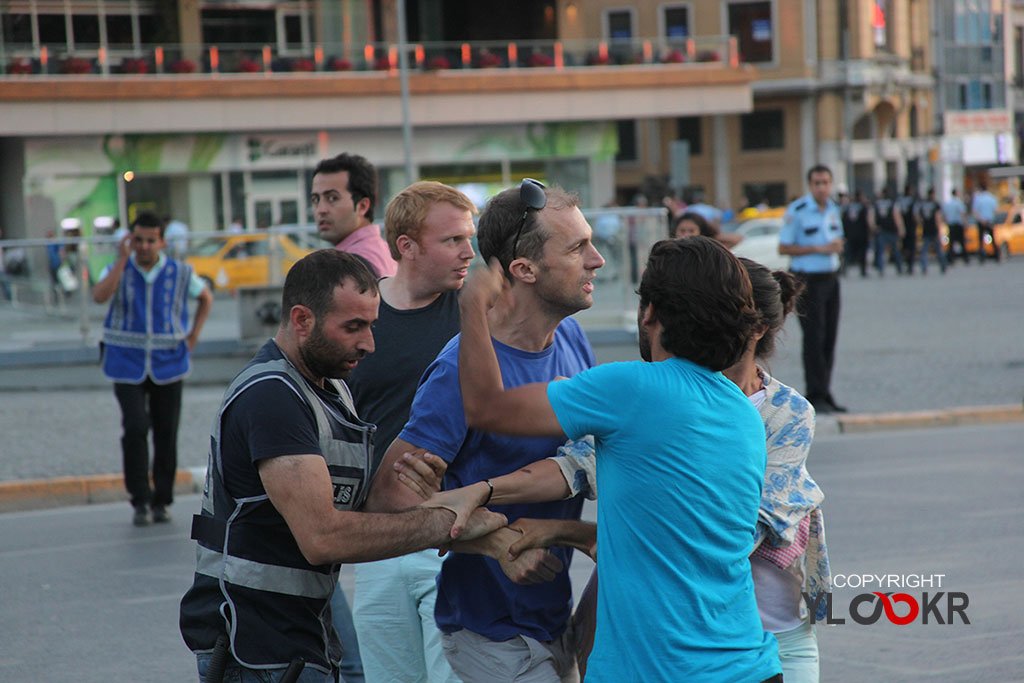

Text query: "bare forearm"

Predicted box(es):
[364, 438, 436, 513]
[458, 293, 505, 413]
[509, 518, 597, 558]
[91, 260, 126, 303]
[323, 507, 457, 564]
[548, 520, 598, 553]
[448, 525, 522, 559]
[189, 290, 213, 340]
[490, 459, 571, 505]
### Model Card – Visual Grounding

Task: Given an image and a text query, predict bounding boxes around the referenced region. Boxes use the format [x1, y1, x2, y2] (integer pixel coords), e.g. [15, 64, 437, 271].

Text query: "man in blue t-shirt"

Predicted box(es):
[365, 179, 605, 682]
[450, 237, 782, 683]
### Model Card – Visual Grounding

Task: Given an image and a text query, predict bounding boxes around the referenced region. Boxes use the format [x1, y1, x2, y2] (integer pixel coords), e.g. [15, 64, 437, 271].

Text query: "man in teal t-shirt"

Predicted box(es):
[452, 237, 782, 682]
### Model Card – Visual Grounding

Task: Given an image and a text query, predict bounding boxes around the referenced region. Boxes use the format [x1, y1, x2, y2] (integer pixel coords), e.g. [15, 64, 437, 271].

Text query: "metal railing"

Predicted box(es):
[0, 208, 669, 349]
[0, 36, 739, 78]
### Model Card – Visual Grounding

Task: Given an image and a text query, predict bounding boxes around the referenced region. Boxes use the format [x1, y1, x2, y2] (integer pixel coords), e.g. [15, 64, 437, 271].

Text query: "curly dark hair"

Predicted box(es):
[313, 153, 379, 222]
[477, 184, 578, 274]
[281, 249, 378, 324]
[737, 257, 804, 360]
[638, 237, 758, 371]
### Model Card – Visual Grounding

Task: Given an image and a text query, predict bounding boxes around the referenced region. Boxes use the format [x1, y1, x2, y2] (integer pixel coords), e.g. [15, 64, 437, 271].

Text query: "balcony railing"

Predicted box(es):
[0, 36, 739, 78]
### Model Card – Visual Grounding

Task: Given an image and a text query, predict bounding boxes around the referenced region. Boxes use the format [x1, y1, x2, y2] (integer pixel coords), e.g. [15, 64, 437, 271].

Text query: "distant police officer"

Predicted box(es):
[943, 189, 968, 265]
[779, 165, 847, 414]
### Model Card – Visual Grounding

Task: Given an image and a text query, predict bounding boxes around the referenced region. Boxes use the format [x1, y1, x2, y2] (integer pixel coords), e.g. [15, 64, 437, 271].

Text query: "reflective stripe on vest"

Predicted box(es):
[194, 543, 336, 600]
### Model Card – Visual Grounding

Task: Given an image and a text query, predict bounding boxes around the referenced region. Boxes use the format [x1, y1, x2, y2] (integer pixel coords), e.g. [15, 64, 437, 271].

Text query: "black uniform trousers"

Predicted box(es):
[795, 271, 840, 404]
[114, 378, 183, 509]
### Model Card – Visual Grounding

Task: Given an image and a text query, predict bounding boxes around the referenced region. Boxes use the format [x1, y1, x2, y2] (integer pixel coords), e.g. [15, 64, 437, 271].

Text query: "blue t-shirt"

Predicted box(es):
[399, 317, 596, 642]
[547, 357, 781, 683]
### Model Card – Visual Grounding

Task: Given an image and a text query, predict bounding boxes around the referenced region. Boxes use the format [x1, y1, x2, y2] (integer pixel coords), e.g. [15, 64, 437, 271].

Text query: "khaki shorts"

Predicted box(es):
[441, 624, 579, 683]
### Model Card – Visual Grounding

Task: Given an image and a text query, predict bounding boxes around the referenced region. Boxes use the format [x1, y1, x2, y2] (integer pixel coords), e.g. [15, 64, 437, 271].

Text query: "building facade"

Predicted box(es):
[0, 0, 754, 240]
[606, 1, 945, 209]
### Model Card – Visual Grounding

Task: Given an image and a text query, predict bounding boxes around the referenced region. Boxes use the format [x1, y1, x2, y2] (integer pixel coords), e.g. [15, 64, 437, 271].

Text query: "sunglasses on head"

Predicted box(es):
[511, 178, 547, 260]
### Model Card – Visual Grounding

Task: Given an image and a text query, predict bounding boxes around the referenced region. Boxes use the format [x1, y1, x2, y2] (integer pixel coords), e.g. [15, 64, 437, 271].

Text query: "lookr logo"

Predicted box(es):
[803, 591, 970, 625]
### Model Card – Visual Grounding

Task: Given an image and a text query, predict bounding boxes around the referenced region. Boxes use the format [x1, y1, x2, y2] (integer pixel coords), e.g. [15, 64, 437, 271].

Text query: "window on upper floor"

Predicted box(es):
[872, 0, 895, 51]
[741, 109, 784, 151]
[661, 4, 690, 44]
[604, 8, 635, 41]
[728, 1, 773, 64]
[954, 0, 996, 45]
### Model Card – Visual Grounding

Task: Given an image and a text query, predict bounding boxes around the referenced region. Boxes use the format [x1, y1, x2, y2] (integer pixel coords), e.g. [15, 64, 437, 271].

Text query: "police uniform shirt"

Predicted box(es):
[943, 198, 966, 225]
[779, 193, 842, 274]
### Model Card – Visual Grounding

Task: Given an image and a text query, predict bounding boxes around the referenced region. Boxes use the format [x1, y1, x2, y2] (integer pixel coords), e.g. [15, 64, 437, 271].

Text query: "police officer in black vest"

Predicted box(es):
[841, 189, 874, 278]
[873, 187, 905, 276]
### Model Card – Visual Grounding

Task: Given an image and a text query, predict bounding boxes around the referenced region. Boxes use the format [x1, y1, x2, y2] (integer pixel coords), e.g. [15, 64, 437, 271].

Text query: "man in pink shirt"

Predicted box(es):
[311, 153, 398, 278]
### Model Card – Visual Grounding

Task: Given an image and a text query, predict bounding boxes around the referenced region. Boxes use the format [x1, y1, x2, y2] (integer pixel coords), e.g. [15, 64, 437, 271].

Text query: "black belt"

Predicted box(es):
[191, 513, 227, 546]
[792, 271, 838, 281]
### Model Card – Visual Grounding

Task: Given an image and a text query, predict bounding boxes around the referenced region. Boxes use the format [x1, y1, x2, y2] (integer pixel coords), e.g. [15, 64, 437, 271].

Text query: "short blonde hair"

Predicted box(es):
[384, 182, 478, 260]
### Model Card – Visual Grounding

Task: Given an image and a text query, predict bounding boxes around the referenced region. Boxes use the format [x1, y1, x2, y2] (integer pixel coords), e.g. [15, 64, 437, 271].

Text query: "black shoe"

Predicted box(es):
[825, 395, 848, 413]
[151, 506, 171, 524]
[133, 506, 150, 527]
[808, 396, 834, 414]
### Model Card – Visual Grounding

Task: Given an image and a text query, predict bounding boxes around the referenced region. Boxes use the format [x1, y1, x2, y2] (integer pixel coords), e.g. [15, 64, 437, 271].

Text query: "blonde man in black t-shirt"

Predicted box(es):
[345, 182, 478, 683]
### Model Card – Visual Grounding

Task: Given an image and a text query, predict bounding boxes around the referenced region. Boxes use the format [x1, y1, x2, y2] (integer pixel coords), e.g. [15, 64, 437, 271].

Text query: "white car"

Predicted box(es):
[728, 217, 790, 271]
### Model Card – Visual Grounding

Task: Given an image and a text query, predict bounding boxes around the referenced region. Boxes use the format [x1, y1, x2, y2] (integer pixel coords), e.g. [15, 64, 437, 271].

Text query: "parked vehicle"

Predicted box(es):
[728, 216, 790, 271]
[186, 228, 322, 291]
[962, 205, 1024, 260]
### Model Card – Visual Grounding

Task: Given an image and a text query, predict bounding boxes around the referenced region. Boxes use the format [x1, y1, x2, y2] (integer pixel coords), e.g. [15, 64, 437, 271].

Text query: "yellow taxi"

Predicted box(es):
[186, 229, 321, 291]
[963, 204, 1024, 259]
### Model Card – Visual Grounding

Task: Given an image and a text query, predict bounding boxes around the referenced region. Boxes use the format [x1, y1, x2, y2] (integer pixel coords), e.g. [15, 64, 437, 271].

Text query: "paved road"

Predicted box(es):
[2, 422, 1021, 682]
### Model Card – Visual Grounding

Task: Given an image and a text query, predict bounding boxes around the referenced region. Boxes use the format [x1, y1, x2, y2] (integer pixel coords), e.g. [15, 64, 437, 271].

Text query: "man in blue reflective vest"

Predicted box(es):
[93, 210, 213, 526]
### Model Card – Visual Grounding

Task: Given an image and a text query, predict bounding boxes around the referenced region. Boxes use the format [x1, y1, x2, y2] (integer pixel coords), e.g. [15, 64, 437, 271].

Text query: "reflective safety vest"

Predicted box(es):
[101, 257, 192, 383]
[179, 342, 374, 674]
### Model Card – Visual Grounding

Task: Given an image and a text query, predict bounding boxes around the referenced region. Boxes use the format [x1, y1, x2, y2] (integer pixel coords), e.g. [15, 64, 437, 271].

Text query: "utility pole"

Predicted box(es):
[396, 0, 416, 184]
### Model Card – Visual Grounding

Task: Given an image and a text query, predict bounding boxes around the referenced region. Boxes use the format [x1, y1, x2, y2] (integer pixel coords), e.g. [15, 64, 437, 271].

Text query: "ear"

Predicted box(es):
[288, 304, 316, 340]
[639, 302, 657, 328]
[508, 257, 538, 285]
[354, 197, 372, 220]
[751, 324, 768, 342]
[395, 234, 418, 260]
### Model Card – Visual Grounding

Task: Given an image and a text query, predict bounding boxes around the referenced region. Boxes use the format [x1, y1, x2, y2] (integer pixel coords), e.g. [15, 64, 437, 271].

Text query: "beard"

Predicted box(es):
[637, 305, 652, 362]
[638, 323, 652, 362]
[298, 322, 365, 380]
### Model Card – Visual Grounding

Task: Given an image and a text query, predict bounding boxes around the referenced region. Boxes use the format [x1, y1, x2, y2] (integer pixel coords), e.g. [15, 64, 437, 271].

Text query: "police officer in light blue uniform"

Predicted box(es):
[779, 164, 847, 414]
[942, 188, 968, 264]
[971, 182, 1001, 263]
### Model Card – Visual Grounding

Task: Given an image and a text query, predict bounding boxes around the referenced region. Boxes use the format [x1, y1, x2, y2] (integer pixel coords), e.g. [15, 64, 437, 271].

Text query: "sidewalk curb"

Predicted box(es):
[836, 403, 1024, 433]
[0, 468, 203, 514]
[1, 407, 1021, 514]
